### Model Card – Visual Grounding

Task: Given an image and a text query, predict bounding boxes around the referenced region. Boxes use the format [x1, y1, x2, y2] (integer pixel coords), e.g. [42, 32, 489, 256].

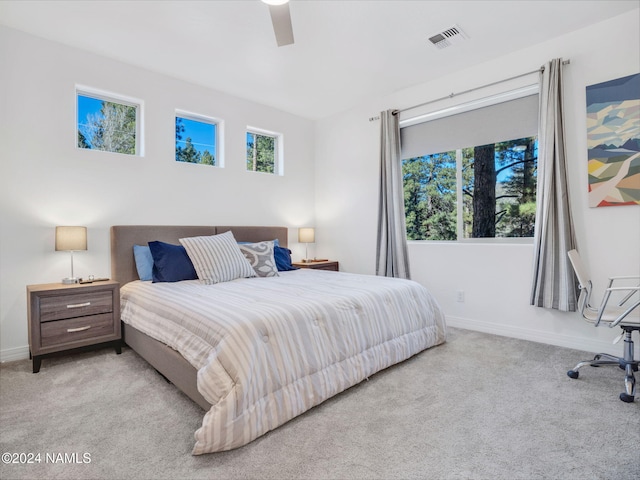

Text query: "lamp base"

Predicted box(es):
[61, 277, 79, 285]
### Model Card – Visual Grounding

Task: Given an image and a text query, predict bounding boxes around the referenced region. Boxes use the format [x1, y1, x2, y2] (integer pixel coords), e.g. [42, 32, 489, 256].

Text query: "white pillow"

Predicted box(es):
[238, 241, 279, 277]
[179, 231, 256, 284]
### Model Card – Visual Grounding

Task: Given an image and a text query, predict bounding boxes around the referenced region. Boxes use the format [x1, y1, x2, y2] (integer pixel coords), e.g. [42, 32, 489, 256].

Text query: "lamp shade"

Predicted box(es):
[55, 226, 87, 251]
[298, 227, 315, 244]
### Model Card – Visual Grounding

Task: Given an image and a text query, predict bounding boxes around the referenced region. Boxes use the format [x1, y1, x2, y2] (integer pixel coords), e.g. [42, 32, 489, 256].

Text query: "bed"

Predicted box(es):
[111, 225, 446, 454]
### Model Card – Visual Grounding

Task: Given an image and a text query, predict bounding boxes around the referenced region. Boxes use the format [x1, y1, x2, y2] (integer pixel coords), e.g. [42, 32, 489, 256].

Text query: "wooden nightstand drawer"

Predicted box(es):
[310, 263, 339, 271]
[40, 313, 116, 348]
[40, 291, 113, 322]
[292, 261, 339, 271]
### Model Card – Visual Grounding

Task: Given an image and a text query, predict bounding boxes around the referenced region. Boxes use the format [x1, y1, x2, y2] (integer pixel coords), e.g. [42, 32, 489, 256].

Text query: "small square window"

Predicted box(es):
[246, 129, 282, 174]
[76, 89, 141, 156]
[175, 113, 218, 166]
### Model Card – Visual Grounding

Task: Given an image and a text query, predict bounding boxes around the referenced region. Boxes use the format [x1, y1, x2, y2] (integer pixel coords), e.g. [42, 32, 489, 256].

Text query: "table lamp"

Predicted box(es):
[298, 227, 315, 263]
[56, 226, 87, 284]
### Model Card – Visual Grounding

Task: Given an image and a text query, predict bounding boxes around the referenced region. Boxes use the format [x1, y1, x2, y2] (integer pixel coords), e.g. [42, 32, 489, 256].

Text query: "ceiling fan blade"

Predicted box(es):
[268, 3, 294, 47]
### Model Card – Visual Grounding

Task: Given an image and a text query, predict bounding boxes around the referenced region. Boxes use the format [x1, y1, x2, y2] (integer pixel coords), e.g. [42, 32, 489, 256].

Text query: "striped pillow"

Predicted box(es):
[179, 231, 256, 284]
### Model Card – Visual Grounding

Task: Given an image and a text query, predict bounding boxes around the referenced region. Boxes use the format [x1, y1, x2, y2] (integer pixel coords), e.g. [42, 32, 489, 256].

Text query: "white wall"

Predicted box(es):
[0, 27, 315, 360]
[2, 9, 639, 362]
[315, 10, 640, 356]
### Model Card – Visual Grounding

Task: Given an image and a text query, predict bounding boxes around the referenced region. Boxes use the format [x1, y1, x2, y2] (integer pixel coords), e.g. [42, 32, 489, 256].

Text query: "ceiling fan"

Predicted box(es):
[262, 0, 295, 47]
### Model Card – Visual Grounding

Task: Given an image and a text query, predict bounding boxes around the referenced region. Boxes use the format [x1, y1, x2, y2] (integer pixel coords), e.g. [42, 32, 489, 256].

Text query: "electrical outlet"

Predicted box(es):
[456, 290, 465, 303]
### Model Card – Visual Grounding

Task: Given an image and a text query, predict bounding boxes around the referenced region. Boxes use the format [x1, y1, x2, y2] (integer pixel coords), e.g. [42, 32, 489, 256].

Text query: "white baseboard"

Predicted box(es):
[0, 345, 30, 363]
[445, 315, 633, 357]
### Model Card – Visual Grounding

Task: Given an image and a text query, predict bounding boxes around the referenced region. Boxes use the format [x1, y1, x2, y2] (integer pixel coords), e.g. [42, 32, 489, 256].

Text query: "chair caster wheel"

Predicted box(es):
[619, 393, 634, 403]
[567, 370, 579, 379]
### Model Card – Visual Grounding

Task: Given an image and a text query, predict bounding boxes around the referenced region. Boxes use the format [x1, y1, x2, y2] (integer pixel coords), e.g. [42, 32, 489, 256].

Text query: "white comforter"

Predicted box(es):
[120, 269, 446, 454]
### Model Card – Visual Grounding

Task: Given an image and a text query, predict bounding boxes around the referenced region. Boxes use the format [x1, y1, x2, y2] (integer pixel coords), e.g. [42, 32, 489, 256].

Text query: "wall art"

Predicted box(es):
[586, 73, 639, 207]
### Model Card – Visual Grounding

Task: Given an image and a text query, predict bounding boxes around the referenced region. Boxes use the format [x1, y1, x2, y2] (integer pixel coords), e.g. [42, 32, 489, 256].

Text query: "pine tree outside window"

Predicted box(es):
[400, 88, 539, 242]
[246, 128, 282, 175]
[76, 88, 142, 156]
[402, 137, 538, 240]
[175, 112, 219, 167]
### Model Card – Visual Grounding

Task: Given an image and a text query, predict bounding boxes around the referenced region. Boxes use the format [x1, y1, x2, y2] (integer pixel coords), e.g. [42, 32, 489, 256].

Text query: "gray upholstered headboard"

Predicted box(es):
[110, 225, 289, 286]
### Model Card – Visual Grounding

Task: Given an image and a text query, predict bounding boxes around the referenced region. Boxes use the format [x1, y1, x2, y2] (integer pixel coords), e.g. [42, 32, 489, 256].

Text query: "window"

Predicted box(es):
[246, 128, 282, 174]
[175, 112, 220, 167]
[400, 90, 539, 241]
[76, 88, 142, 156]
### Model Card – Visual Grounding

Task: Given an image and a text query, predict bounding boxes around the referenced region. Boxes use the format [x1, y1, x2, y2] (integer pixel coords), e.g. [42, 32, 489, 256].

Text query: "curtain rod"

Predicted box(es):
[368, 59, 570, 122]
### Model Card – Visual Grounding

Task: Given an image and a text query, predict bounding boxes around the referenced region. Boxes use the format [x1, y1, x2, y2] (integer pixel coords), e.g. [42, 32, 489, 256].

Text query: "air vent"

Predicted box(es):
[428, 25, 468, 49]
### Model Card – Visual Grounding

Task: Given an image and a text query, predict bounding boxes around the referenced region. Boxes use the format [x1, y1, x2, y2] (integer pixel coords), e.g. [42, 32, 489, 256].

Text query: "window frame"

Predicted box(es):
[245, 126, 284, 176]
[76, 85, 144, 156]
[175, 110, 223, 168]
[400, 85, 539, 244]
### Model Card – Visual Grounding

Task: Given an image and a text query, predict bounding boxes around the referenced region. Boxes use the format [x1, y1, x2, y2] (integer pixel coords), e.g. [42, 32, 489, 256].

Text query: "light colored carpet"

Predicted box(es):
[1, 327, 638, 480]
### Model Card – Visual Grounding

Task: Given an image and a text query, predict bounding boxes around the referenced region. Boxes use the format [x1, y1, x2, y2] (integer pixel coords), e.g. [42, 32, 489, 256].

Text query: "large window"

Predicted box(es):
[246, 128, 282, 174]
[76, 88, 142, 156]
[175, 112, 219, 167]
[401, 90, 539, 241]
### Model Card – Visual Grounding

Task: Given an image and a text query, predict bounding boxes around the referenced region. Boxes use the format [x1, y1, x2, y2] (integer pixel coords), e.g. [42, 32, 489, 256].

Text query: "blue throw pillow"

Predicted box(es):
[133, 245, 153, 281]
[148, 241, 198, 283]
[274, 246, 298, 271]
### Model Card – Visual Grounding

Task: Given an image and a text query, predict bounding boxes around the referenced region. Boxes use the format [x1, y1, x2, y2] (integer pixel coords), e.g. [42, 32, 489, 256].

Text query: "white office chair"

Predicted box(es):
[566, 249, 640, 402]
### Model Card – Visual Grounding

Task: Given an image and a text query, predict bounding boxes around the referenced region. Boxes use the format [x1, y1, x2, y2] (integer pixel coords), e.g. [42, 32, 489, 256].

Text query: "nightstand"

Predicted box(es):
[292, 260, 339, 271]
[27, 280, 121, 373]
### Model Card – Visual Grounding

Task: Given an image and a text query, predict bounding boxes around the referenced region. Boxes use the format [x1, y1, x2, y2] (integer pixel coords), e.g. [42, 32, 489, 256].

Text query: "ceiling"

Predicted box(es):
[0, 1, 637, 120]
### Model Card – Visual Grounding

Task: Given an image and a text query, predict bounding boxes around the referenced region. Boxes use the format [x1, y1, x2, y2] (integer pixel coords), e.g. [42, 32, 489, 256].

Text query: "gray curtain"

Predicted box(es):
[530, 58, 577, 311]
[376, 109, 411, 279]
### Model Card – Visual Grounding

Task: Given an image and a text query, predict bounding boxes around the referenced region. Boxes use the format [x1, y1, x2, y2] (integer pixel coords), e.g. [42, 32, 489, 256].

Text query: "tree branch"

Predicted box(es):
[495, 157, 537, 176]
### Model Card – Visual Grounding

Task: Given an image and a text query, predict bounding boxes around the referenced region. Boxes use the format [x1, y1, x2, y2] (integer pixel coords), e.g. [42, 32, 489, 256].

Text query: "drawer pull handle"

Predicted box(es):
[67, 302, 91, 309]
[67, 325, 91, 333]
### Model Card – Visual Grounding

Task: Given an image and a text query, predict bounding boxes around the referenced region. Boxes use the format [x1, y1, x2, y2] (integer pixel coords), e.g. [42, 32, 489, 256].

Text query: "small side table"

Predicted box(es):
[27, 280, 121, 373]
[292, 260, 339, 272]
